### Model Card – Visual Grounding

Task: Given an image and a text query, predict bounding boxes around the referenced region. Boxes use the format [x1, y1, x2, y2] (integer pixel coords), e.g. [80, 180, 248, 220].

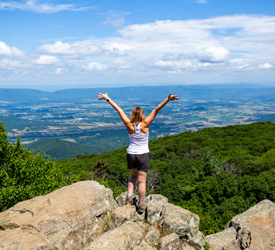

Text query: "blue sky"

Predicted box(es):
[0, 0, 275, 90]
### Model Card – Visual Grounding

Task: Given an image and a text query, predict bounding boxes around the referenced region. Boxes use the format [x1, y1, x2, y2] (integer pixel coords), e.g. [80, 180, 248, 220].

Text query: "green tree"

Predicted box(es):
[0, 122, 76, 212]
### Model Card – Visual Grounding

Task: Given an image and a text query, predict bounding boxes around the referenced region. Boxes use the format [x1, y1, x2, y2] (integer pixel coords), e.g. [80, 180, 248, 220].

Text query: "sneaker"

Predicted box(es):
[125, 196, 134, 205]
[137, 202, 147, 214]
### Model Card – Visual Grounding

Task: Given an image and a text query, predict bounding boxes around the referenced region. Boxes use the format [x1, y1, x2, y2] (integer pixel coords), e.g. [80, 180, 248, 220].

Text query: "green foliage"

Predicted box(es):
[56, 122, 275, 235]
[104, 214, 112, 231]
[0, 122, 77, 212]
[24, 138, 96, 161]
[204, 241, 211, 250]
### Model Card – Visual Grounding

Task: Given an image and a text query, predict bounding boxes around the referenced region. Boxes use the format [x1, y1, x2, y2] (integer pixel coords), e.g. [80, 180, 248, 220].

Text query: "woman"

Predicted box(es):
[97, 91, 179, 213]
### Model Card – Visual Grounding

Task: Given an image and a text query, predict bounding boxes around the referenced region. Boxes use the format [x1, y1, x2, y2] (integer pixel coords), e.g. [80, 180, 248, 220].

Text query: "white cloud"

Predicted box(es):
[2, 14, 275, 84]
[84, 62, 108, 72]
[0, 0, 97, 13]
[38, 41, 102, 57]
[152, 60, 194, 70]
[0, 41, 25, 58]
[118, 65, 130, 69]
[102, 11, 131, 28]
[259, 63, 273, 69]
[234, 64, 251, 71]
[186, 0, 207, 3]
[0, 58, 28, 70]
[229, 58, 252, 65]
[200, 47, 230, 63]
[34, 55, 60, 65]
[55, 68, 68, 74]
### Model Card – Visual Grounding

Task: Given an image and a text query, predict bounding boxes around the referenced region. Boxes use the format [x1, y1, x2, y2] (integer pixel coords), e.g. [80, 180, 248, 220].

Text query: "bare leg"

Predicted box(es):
[138, 170, 147, 202]
[128, 168, 138, 194]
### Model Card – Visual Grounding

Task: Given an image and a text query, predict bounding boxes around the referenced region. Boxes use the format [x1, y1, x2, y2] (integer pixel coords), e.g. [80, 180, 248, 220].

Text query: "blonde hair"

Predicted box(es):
[130, 107, 145, 125]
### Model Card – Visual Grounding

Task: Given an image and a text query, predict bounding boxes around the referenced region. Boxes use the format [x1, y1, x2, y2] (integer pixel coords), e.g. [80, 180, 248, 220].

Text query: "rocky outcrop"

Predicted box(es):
[0, 181, 118, 250]
[146, 194, 168, 224]
[160, 233, 180, 250]
[206, 199, 275, 250]
[0, 181, 203, 250]
[205, 227, 237, 250]
[158, 203, 200, 239]
[87, 221, 145, 249]
[1, 181, 274, 250]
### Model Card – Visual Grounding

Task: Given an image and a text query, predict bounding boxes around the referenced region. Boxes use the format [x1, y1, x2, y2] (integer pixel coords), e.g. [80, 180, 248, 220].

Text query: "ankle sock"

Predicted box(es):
[139, 201, 144, 205]
[127, 193, 133, 197]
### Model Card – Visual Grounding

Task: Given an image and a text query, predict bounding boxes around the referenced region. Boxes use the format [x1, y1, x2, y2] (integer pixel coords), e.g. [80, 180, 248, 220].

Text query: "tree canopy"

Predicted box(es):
[0, 122, 76, 212]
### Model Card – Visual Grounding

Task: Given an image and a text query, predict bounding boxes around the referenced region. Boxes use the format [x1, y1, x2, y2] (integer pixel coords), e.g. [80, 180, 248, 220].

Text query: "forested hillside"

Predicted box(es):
[57, 122, 275, 235]
[24, 138, 95, 160]
[0, 123, 76, 213]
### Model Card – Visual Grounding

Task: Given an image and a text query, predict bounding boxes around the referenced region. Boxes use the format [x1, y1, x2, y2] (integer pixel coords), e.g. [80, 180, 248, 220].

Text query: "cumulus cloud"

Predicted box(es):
[2, 14, 275, 83]
[37, 41, 102, 57]
[33, 55, 60, 65]
[84, 62, 108, 72]
[200, 47, 230, 63]
[0, 0, 97, 13]
[259, 63, 273, 69]
[0, 41, 25, 58]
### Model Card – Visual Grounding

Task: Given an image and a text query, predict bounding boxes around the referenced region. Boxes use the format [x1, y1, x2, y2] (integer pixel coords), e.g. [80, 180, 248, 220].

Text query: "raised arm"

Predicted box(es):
[97, 91, 131, 126]
[143, 93, 179, 127]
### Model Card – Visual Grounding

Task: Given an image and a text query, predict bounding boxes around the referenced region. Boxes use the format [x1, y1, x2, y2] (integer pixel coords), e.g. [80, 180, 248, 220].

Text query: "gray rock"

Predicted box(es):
[136, 221, 150, 229]
[222, 227, 251, 250]
[180, 242, 197, 250]
[205, 227, 237, 250]
[206, 199, 275, 250]
[158, 203, 200, 239]
[160, 233, 180, 250]
[87, 221, 145, 250]
[0, 181, 118, 250]
[106, 204, 140, 230]
[133, 241, 155, 250]
[224, 199, 275, 250]
[146, 194, 168, 224]
[187, 231, 205, 250]
[144, 225, 161, 245]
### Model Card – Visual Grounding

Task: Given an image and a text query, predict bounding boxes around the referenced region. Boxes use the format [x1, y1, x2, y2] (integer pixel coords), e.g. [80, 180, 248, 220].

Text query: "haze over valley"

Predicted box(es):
[1, 84, 275, 159]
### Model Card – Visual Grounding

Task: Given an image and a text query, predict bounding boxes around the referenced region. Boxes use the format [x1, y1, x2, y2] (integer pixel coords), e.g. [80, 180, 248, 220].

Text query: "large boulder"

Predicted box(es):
[205, 227, 237, 250]
[160, 233, 180, 250]
[181, 242, 199, 250]
[146, 194, 168, 224]
[87, 221, 145, 250]
[143, 225, 161, 245]
[224, 199, 275, 250]
[106, 204, 143, 230]
[158, 203, 200, 239]
[133, 241, 155, 250]
[0, 181, 118, 250]
[207, 199, 275, 250]
[187, 231, 205, 250]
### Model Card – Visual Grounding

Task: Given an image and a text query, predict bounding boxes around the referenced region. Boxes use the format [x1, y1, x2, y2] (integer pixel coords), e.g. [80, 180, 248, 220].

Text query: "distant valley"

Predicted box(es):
[1, 84, 275, 160]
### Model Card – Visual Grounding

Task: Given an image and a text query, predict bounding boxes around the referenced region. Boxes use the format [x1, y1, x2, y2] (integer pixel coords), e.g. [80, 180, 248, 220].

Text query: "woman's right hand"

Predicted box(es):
[168, 93, 179, 102]
[97, 90, 109, 101]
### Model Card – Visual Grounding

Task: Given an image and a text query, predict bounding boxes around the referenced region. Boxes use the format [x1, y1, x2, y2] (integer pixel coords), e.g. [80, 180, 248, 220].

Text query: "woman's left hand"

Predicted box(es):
[97, 91, 109, 101]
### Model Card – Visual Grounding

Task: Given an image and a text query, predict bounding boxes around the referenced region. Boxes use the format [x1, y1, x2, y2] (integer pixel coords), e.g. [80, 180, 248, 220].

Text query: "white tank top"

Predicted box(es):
[127, 123, 149, 154]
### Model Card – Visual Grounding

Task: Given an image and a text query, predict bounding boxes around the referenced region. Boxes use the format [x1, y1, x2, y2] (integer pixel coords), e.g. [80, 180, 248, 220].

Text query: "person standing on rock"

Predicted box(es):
[97, 91, 179, 213]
